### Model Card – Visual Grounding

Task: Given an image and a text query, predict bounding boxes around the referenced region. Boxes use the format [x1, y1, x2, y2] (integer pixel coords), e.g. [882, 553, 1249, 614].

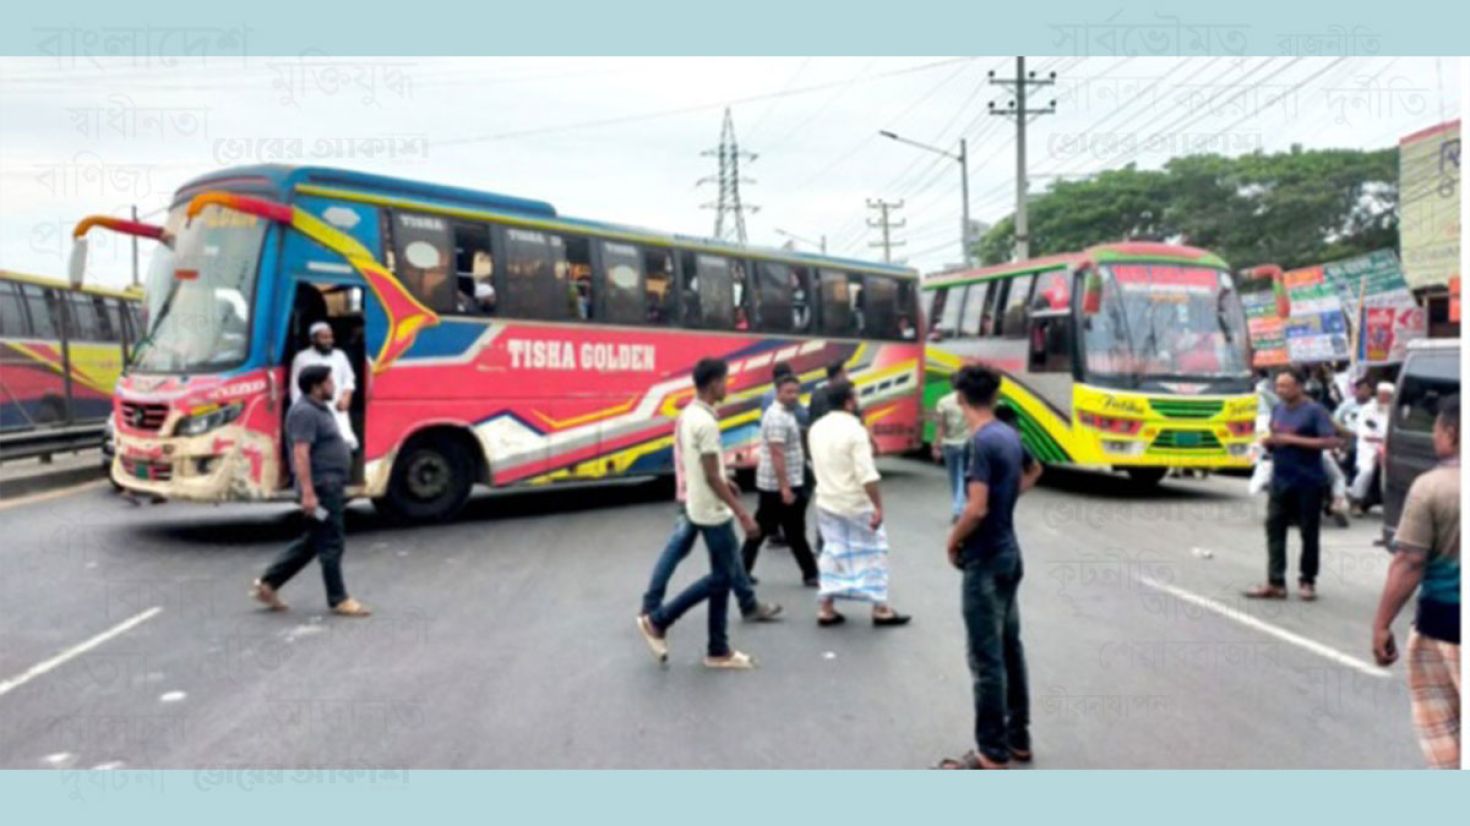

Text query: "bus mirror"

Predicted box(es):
[68, 238, 88, 288]
[1081, 269, 1102, 315]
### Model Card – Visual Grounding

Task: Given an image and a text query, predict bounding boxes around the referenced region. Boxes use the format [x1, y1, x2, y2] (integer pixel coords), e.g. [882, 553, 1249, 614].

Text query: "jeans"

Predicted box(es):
[942, 444, 967, 519]
[1266, 483, 1323, 586]
[261, 483, 348, 607]
[962, 550, 1029, 763]
[648, 519, 743, 658]
[642, 507, 758, 617]
[741, 488, 818, 581]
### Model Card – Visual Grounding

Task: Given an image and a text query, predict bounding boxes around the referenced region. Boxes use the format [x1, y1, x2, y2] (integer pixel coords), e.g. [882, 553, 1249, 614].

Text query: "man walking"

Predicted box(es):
[637, 358, 763, 669]
[808, 380, 909, 627]
[1372, 395, 1460, 769]
[932, 376, 971, 523]
[806, 359, 851, 424]
[1349, 382, 1394, 513]
[290, 321, 359, 450]
[250, 365, 370, 617]
[1245, 367, 1339, 601]
[937, 365, 1042, 770]
[741, 374, 819, 587]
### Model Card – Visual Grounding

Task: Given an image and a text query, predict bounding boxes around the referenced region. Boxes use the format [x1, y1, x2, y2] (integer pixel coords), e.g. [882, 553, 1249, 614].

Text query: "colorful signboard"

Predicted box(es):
[1399, 120, 1460, 290]
[1239, 268, 1288, 367]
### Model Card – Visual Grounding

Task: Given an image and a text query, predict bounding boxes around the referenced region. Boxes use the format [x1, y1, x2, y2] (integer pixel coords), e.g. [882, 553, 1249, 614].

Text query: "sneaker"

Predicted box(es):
[249, 579, 287, 611]
[1242, 583, 1288, 600]
[742, 601, 783, 622]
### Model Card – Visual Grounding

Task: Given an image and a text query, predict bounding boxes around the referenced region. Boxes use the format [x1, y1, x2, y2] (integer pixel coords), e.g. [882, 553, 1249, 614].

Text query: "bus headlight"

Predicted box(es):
[175, 402, 243, 437]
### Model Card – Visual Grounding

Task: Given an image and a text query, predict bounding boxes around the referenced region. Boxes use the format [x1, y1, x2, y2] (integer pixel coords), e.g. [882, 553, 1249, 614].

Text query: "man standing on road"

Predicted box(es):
[809, 380, 910, 628]
[937, 365, 1042, 770]
[806, 359, 851, 425]
[250, 365, 370, 617]
[741, 374, 819, 587]
[1372, 395, 1460, 769]
[1244, 367, 1339, 602]
[1349, 382, 1395, 514]
[290, 321, 359, 451]
[933, 376, 971, 523]
[637, 358, 765, 669]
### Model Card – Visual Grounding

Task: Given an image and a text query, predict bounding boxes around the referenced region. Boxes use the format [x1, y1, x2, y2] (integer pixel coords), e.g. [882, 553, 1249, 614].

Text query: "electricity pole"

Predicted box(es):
[989, 57, 1056, 261]
[866, 198, 905, 263]
[698, 107, 759, 244]
[878, 130, 970, 265]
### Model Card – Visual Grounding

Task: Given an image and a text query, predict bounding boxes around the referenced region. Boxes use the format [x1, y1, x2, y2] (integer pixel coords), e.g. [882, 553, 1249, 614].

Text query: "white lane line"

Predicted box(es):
[0, 607, 163, 698]
[0, 479, 107, 512]
[1136, 577, 1390, 679]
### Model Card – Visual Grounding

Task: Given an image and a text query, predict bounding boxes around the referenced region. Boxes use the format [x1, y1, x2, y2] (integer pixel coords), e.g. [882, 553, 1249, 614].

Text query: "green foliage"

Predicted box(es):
[973, 147, 1399, 270]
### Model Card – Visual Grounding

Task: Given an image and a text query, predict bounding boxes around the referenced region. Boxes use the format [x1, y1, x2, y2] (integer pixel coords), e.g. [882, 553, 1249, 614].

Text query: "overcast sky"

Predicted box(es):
[0, 56, 1459, 288]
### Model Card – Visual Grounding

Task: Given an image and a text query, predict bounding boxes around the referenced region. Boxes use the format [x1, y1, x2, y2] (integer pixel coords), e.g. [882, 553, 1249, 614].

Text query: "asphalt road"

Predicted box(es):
[0, 459, 1427, 769]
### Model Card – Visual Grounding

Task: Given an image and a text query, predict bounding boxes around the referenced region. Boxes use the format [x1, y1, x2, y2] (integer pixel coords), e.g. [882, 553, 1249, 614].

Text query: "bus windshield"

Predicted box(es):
[1082, 263, 1250, 387]
[131, 204, 266, 373]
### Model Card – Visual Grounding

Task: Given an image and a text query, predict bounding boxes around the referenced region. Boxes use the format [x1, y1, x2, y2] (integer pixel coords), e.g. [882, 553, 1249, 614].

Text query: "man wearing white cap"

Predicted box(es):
[1350, 382, 1395, 511]
[290, 321, 359, 451]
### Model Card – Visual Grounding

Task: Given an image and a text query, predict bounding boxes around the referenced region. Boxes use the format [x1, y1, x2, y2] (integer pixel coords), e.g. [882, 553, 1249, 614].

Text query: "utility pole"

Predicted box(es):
[698, 107, 759, 244]
[989, 56, 1057, 261]
[878, 130, 971, 265]
[866, 198, 905, 263]
[130, 204, 140, 287]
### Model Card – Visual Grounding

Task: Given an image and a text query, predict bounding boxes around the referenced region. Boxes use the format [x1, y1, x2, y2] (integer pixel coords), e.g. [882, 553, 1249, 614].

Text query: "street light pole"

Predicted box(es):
[878, 130, 972, 267]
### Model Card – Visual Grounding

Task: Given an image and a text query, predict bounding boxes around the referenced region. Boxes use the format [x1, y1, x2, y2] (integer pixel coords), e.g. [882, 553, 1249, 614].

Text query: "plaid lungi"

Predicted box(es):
[815, 508, 889, 604]
[1408, 629, 1461, 769]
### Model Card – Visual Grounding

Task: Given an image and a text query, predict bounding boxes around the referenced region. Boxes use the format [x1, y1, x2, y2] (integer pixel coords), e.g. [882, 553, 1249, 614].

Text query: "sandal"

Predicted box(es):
[1242, 583, 1287, 600]
[703, 650, 756, 670]
[250, 579, 288, 611]
[818, 613, 846, 627]
[873, 611, 911, 627]
[1298, 582, 1317, 601]
[935, 750, 1009, 770]
[332, 598, 372, 617]
[636, 614, 669, 663]
[1009, 746, 1033, 762]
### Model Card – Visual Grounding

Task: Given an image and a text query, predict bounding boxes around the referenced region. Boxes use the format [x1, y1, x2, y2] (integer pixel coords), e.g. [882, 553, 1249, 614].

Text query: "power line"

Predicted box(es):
[866, 198, 906, 263]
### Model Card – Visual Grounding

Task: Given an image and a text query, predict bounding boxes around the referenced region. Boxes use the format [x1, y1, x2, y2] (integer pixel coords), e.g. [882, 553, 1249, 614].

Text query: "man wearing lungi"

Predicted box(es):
[807, 380, 910, 628]
[1372, 394, 1460, 769]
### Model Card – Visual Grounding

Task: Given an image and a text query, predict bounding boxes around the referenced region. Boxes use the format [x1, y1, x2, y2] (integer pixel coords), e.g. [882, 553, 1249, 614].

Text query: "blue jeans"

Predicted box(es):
[642, 507, 757, 617]
[647, 518, 743, 658]
[942, 444, 967, 519]
[962, 549, 1029, 762]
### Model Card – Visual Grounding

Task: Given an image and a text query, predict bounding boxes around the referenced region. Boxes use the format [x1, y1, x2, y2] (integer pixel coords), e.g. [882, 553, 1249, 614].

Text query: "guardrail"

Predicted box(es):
[0, 423, 106, 463]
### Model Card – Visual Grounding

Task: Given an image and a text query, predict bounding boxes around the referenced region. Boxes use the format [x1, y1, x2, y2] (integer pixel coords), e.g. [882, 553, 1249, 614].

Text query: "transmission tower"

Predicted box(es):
[989, 56, 1057, 261]
[698, 107, 759, 244]
[866, 198, 906, 263]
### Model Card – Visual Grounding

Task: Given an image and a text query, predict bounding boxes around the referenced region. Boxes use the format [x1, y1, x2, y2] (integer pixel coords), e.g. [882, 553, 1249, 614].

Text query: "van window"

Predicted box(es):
[1396, 352, 1460, 434]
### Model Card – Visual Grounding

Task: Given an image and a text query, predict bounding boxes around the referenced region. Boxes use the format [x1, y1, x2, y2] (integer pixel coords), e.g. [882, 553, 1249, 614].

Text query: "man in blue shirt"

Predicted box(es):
[936, 365, 1042, 770]
[1245, 367, 1339, 601]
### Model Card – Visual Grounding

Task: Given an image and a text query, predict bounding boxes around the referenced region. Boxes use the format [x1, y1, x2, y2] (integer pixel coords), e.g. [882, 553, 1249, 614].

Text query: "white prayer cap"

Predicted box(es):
[309, 321, 332, 338]
[1377, 382, 1395, 395]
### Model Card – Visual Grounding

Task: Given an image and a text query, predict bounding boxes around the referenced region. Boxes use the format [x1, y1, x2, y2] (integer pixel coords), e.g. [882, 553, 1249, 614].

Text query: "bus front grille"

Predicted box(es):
[120, 402, 169, 431]
[1149, 399, 1224, 420]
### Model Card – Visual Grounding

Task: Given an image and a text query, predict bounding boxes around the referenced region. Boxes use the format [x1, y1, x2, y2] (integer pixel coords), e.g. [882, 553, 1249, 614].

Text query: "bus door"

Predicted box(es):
[284, 280, 367, 486]
[1024, 268, 1079, 417]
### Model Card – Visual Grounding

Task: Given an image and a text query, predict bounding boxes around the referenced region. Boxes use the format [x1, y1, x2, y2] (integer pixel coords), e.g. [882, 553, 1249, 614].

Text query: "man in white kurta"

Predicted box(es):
[290, 322, 359, 451]
[1350, 382, 1394, 507]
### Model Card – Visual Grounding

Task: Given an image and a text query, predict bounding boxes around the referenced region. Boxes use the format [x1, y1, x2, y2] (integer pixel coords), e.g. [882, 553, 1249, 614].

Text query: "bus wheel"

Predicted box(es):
[379, 435, 473, 522]
[1125, 467, 1168, 489]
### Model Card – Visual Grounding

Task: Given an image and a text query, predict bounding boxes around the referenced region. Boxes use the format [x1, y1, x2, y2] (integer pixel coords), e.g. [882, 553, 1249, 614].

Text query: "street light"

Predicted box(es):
[774, 227, 827, 254]
[878, 130, 971, 266]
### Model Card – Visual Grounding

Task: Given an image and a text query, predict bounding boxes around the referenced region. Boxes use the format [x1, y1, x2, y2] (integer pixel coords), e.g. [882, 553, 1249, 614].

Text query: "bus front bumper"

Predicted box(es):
[111, 425, 282, 502]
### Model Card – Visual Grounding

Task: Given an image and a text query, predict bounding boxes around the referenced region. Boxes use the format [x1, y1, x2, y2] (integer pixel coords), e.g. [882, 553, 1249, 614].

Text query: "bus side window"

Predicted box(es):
[0, 282, 26, 336]
[643, 248, 675, 324]
[818, 270, 853, 337]
[862, 275, 900, 340]
[755, 261, 793, 334]
[390, 211, 457, 315]
[935, 286, 962, 339]
[979, 281, 1003, 336]
[732, 260, 752, 331]
[71, 295, 106, 341]
[598, 240, 645, 326]
[896, 279, 917, 340]
[451, 223, 496, 317]
[957, 283, 986, 336]
[99, 297, 123, 342]
[559, 235, 593, 321]
[1000, 275, 1034, 338]
[790, 266, 813, 332]
[19, 285, 60, 340]
[683, 253, 733, 329]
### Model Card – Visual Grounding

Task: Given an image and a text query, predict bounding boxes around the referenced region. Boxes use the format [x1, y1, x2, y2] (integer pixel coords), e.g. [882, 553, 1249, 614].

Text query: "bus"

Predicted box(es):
[71, 165, 923, 520]
[921, 242, 1257, 485]
[0, 270, 142, 461]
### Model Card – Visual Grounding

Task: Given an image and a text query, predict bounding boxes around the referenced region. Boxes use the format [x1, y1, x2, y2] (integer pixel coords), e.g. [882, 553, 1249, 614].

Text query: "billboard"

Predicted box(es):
[1398, 120, 1460, 289]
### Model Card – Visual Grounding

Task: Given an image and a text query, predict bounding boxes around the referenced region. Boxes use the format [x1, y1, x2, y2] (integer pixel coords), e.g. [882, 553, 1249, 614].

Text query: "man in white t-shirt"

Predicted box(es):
[637, 358, 762, 670]
[290, 322, 358, 451]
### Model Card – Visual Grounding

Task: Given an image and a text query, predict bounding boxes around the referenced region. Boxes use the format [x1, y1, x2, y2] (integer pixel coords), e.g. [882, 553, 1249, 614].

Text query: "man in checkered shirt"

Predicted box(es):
[740, 373, 819, 587]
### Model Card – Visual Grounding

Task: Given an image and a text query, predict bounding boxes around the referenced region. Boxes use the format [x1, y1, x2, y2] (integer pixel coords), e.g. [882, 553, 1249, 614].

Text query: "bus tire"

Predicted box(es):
[378, 433, 474, 523]
[1125, 467, 1168, 489]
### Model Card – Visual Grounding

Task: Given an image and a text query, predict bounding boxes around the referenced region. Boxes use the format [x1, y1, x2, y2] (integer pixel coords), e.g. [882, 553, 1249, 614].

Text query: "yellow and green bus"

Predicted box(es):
[921, 242, 1257, 485]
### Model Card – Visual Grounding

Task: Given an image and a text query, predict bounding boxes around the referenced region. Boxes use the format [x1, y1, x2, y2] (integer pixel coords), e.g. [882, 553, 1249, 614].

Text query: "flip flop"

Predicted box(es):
[934, 750, 1009, 770]
[818, 613, 846, 627]
[332, 598, 372, 617]
[249, 579, 288, 611]
[703, 650, 756, 670]
[636, 614, 669, 663]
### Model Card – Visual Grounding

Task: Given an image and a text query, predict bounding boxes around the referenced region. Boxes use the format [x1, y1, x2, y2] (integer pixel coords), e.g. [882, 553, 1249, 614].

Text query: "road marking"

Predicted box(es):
[1136, 577, 1390, 679]
[0, 479, 107, 512]
[0, 607, 163, 699]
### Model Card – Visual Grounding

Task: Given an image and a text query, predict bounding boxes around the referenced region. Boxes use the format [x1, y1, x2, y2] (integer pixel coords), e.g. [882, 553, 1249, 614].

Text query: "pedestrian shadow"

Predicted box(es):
[1034, 465, 1243, 502]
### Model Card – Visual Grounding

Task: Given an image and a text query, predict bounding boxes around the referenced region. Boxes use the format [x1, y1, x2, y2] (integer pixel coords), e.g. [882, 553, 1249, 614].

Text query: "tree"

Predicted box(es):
[974, 146, 1399, 270]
